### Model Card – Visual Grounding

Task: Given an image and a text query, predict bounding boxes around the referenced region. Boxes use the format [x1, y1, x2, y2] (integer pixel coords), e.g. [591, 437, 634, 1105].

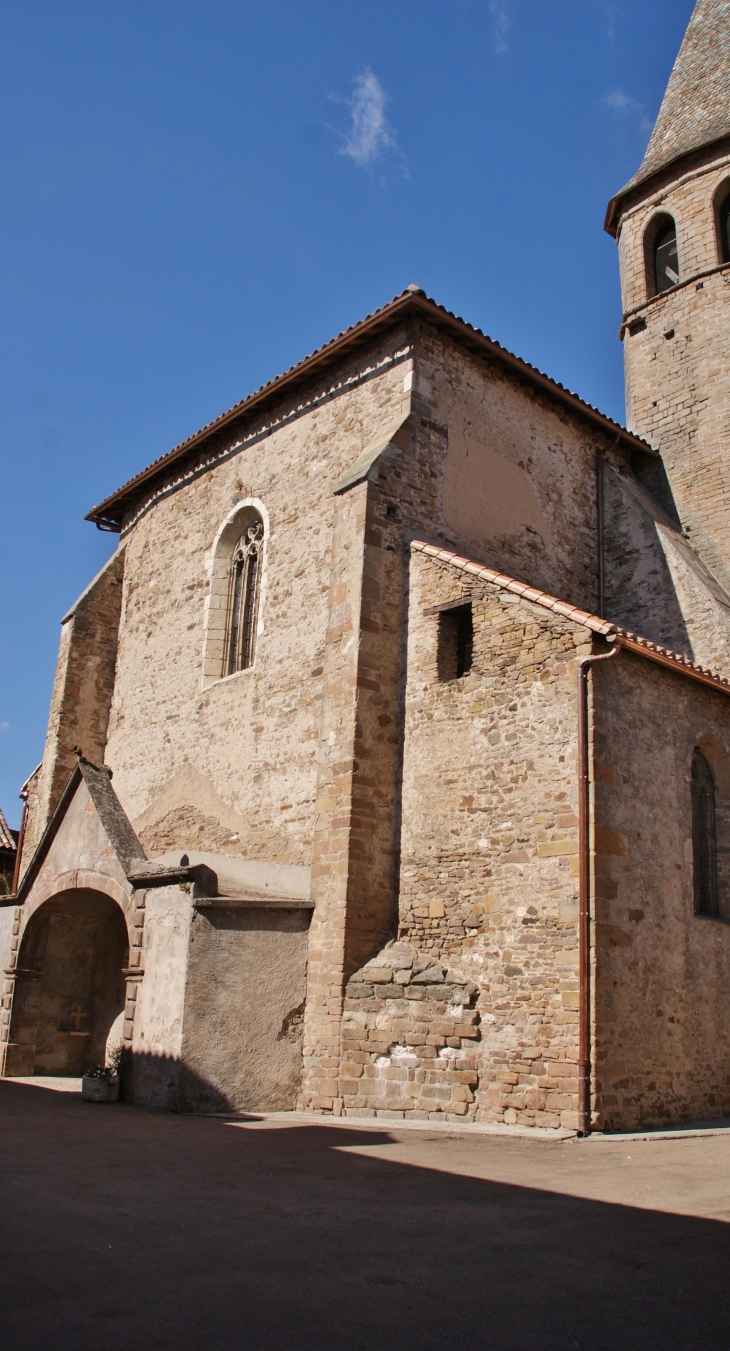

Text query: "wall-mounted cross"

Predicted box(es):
[69, 1003, 87, 1031]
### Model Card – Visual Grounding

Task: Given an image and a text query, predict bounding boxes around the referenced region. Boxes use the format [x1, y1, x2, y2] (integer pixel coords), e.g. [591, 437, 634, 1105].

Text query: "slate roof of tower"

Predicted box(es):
[606, 0, 730, 232]
[86, 288, 655, 531]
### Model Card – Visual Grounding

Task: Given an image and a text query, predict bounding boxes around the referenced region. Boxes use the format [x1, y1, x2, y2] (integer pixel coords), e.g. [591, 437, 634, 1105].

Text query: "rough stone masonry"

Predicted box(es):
[4, 0, 730, 1133]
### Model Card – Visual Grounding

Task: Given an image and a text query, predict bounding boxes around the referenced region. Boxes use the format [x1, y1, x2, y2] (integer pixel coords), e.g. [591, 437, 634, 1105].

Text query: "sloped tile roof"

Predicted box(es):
[0, 807, 17, 852]
[411, 539, 730, 695]
[86, 287, 655, 530]
[606, 0, 730, 232]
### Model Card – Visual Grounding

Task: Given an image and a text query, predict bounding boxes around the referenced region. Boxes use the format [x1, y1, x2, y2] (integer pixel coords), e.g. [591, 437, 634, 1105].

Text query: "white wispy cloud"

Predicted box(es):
[0, 721, 9, 732]
[337, 69, 396, 169]
[603, 88, 640, 114]
[490, 0, 510, 54]
[601, 2, 621, 42]
[603, 88, 653, 134]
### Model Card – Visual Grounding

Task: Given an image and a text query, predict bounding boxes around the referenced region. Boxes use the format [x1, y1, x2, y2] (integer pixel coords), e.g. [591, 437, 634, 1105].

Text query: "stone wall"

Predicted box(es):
[21, 549, 125, 872]
[326, 548, 594, 1129]
[416, 326, 621, 616]
[102, 317, 643, 879]
[0, 905, 21, 1074]
[300, 459, 418, 1112]
[179, 901, 310, 1113]
[17, 302, 730, 1128]
[298, 340, 640, 1116]
[340, 941, 480, 1121]
[104, 330, 413, 869]
[602, 460, 730, 672]
[592, 649, 730, 1131]
[616, 145, 730, 596]
[1, 773, 139, 1080]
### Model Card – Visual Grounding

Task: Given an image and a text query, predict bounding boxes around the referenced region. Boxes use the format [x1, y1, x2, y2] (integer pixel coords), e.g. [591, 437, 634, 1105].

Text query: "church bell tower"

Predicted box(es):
[606, 0, 730, 591]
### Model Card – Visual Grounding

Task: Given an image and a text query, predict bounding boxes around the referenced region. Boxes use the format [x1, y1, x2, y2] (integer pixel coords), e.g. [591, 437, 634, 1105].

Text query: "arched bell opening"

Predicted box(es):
[6, 890, 129, 1077]
[711, 177, 730, 265]
[643, 212, 680, 298]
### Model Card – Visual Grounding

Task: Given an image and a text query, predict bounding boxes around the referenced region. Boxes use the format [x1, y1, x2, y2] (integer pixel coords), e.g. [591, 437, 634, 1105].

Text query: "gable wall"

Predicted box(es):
[103, 330, 413, 869]
[415, 327, 623, 616]
[95, 319, 636, 882]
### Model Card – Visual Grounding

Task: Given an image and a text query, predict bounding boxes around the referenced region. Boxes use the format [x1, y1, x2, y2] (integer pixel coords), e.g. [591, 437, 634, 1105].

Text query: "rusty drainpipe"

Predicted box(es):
[577, 638, 620, 1135]
[11, 787, 29, 896]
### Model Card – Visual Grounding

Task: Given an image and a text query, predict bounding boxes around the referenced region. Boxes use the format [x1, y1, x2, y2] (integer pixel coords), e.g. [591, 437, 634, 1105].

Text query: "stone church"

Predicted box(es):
[3, 0, 730, 1134]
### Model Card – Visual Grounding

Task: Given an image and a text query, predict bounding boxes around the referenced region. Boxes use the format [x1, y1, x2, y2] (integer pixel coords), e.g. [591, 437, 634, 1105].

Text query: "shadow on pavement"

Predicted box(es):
[0, 1078, 728, 1351]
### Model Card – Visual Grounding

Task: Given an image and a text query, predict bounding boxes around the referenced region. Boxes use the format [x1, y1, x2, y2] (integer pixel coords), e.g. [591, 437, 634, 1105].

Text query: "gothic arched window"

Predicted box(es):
[716, 186, 730, 263]
[692, 747, 719, 918]
[225, 516, 263, 675]
[652, 217, 680, 294]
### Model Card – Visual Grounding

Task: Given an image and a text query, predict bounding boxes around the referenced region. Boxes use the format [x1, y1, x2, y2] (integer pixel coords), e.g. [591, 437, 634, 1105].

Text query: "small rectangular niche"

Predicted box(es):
[436, 602, 473, 681]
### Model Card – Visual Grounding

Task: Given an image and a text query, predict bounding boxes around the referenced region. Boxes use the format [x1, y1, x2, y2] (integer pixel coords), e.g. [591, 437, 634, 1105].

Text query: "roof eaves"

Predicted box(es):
[410, 541, 615, 636]
[605, 131, 730, 235]
[410, 539, 730, 695]
[86, 289, 656, 529]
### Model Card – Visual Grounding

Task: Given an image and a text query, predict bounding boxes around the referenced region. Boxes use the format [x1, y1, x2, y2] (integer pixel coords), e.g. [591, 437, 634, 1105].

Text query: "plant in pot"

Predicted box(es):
[82, 1043, 124, 1103]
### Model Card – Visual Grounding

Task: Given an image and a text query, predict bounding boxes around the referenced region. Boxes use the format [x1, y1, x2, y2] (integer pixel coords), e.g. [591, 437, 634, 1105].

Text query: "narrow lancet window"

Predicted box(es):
[653, 219, 680, 293]
[225, 517, 263, 675]
[718, 192, 730, 264]
[692, 748, 719, 917]
[437, 603, 473, 681]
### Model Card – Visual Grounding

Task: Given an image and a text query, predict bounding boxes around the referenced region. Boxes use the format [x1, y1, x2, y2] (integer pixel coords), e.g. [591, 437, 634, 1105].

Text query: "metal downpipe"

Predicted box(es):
[577, 640, 620, 1136]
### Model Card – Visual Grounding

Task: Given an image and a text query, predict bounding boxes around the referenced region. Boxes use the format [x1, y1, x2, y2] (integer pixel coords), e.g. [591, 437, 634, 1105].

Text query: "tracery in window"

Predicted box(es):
[692, 747, 719, 918]
[225, 517, 264, 674]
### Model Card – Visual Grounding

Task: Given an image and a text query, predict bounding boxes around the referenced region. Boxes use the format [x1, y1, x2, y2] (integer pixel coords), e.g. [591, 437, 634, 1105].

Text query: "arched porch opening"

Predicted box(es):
[6, 889, 128, 1077]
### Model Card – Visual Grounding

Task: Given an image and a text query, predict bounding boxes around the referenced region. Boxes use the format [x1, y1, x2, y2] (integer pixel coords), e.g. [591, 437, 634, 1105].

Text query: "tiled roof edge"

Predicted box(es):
[605, 132, 730, 235]
[410, 540, 730, 695]
[411, 541, 616, 636]
[0, 806, 16, 852]
[86, 288, 656, 528]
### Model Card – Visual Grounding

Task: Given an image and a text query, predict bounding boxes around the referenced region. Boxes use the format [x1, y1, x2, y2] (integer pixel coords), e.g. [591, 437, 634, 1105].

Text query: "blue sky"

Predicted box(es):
[0, 0, 695, 826]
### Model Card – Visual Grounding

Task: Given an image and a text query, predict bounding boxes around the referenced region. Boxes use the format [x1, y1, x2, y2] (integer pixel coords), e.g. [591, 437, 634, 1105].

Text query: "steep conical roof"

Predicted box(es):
[606, 0, 730, 232]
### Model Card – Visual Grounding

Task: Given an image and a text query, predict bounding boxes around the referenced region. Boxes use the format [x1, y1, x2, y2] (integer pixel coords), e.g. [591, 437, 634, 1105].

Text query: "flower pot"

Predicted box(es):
[82, 1074, 120, 1103]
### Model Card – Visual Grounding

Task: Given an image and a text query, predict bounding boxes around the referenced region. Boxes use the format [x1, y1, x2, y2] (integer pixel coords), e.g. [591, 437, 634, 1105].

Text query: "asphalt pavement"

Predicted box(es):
[1, 1077, 729, 1350]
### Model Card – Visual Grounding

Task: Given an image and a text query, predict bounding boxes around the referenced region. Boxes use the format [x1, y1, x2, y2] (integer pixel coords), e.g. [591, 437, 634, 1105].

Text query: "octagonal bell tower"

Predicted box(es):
[606, 0, 730, 591]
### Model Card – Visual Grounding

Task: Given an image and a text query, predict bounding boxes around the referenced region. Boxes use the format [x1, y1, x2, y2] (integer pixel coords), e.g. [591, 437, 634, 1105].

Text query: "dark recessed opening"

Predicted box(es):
[718, 192, 730, 263]
[692, 748, 719, 918]
[438, 603, 473, 681]
[654, 220, 679, 293]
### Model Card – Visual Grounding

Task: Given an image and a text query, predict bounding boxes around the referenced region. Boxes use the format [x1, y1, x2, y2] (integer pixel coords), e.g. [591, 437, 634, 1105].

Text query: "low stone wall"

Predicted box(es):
[336, 941, 481, 1121]
[334, 937, 581, 1130]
